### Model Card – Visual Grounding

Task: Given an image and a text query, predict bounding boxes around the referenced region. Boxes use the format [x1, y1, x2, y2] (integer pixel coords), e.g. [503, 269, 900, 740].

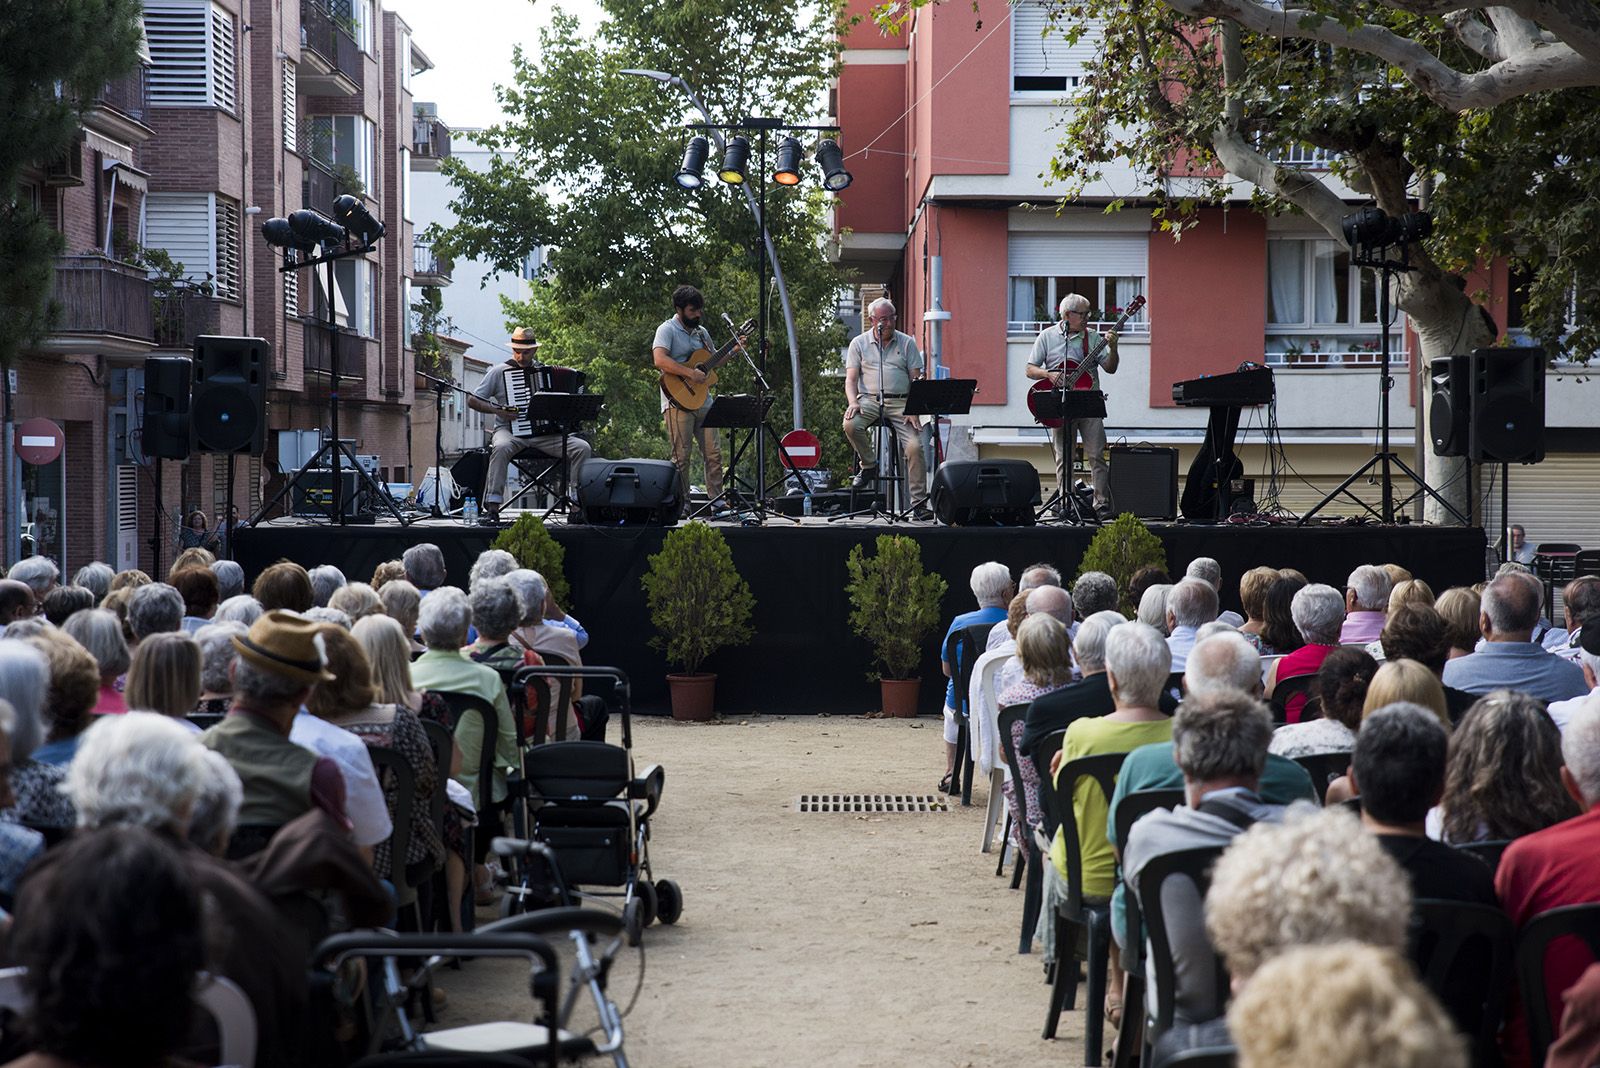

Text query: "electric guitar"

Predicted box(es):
[1026, 295, 1146, 428]
[660, 317, 757, 411]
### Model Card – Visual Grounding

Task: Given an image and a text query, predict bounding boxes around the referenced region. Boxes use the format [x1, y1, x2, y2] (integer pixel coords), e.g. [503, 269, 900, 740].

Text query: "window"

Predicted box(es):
[335, 0, 372, 55]
[213, 195, 240, 301]
[400, 146, 411, 221]
[281, 60, 296, 146]
[145, 1, 236, 111]
[307, 114, 377, 190]
[314, 258, 376, 336]
[1007, 232, 1148, 334]
[284, 268, 299, 318]
[145, 192, 216, 289]
[1011, 3, 1100, 94]
[1265, 237, 1390, 364]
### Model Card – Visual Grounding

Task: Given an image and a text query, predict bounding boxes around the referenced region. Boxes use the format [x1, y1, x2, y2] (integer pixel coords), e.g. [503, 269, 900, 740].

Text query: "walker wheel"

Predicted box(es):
[654, 879, 683, 925]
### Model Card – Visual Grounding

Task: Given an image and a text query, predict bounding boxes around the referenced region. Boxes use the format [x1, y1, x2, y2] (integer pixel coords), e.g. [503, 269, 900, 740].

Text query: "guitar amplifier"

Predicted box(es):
[1108, 446, 1178, 520]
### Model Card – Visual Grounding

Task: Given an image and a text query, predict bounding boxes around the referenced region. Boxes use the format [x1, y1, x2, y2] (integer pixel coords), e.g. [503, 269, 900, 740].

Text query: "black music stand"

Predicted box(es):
[906, 378, 977, 470]
[1033, 389, 1106, 525]
[691, 393, 792, 522]
[502, 392, 604, 519]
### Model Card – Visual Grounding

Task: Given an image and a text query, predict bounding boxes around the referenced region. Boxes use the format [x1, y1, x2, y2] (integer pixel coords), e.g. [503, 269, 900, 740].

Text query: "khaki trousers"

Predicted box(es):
[1048, 417, 1110, 510]
[844, 395, 927, 507]
[664, 404, 724, 501]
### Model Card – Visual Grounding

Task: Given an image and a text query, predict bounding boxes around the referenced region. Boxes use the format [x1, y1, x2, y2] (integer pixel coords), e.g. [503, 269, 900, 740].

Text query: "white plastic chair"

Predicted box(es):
[969, 650, 1013, 853]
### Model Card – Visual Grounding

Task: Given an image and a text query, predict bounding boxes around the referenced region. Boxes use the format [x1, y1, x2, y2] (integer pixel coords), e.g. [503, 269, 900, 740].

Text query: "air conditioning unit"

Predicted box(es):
[44, 147, 84, 187]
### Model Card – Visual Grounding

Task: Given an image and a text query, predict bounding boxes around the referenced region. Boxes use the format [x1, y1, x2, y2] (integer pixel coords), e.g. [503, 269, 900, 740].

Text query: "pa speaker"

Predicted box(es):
[1108, 446, 1178, 520]
[1468, 347, 1544, 464]
[191, 335, 267, 455]
[931, 460, 1039, 526]
[142, 355, 192, 460]
[576, 459, 682, 526]
[1429, 354, 1471, 458]
[450, 448, 488, 503]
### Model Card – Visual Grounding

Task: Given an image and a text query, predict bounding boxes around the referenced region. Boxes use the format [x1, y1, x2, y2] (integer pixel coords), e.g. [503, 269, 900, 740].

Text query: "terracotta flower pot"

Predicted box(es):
[667, 672, 717, 721]
[880, 677, 921, 718]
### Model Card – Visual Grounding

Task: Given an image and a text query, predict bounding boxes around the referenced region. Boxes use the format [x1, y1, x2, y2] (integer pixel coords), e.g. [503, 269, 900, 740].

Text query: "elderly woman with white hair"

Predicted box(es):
[328, 581, 382, 622]
[126, 582, 184, 645]
[0, 641, 73, 829]
[71, 562, 114, 605]
[1265, 583, 1348, 723]
[213, 593, 264, 627]
[61, 608, 130, 714]
[939, 561, 1015, 794]
[842, 295, 930, 514]
[307, 564, 347, 608]
[468, 549, 519, 591]
[193, 621, 248, 716]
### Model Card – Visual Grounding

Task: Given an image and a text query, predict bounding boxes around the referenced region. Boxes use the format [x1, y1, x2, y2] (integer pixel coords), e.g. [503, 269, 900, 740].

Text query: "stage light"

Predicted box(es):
[718, 135, 749, 184]
[676, 135, 709, 189]
[287, 209, 347, 248]
[1397, 210, 1433, 243]
[262, 217, 316, 253]
[773, 136, 803, 186]
[332, 194, 385, 245]
[815, 138, 853, 191]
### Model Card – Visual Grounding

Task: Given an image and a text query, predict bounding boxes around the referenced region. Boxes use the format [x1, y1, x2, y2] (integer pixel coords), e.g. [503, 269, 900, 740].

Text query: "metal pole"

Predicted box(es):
[1379, 265, 1393, 523]
[327, 256, 343, 525]
[756, 128, 769, 502]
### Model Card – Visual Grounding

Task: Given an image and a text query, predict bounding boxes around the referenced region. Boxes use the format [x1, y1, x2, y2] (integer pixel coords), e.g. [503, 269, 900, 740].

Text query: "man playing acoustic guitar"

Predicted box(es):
[1025, 293, 1119, 520]
[652, 284, 725, 504]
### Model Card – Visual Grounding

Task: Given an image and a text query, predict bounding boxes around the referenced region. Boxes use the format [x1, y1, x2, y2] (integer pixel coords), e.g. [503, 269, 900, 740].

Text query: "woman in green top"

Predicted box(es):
[1047, 620, 1174, 1030]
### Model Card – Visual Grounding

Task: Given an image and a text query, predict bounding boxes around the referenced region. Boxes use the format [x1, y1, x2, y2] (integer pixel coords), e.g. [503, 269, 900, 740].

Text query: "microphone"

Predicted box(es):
[721, 311, 738, 330]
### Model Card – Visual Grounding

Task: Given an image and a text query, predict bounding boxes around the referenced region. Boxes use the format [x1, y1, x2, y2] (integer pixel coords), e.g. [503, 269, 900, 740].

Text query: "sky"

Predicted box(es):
[385, 0, 605, 130]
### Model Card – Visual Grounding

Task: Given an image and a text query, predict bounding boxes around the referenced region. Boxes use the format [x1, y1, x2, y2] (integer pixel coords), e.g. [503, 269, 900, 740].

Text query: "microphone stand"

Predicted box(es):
[720, 312, 808, 524]
[416, 368, 471, 517]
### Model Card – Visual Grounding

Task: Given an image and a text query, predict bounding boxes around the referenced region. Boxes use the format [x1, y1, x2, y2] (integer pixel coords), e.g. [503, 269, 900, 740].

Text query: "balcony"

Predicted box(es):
[303, 323, 366, 380]
[87, 66, 154, 146]
[299, 0, 361, 97]
[411, 109, 450, 171]
[412, 241, 453, 286]
[41, 255, 154, 355]
[153, 288, 220, 351]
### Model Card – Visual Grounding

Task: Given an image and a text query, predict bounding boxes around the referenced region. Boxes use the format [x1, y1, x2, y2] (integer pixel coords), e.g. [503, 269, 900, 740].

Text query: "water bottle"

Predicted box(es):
[803, 493, 813, 518]
[463, 496, 479, 526]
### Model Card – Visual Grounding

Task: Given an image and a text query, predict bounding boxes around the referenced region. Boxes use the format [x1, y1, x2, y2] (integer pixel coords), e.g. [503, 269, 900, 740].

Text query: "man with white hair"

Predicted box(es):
[1024, 292, 1120, 519]
[1185, 557, 1244, 627]
[6, 556, 59, 601]
[1165, 578, 1220, 672]
[1545, 617, 1600, 730]
[940, 562, 1013, 793]
[986, 563, 1062, 651]
[843, 296, 928, 514]
[1443, 572, 1587, 702]
[1339, 564, 1393, 644]
[996, 585, 1077, 692]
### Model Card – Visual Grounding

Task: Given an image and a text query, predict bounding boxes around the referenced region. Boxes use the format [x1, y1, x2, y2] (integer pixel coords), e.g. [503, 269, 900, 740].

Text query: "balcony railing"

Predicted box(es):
[51, 256, 153, 341]
[412, 241, 453, 284]
[412, 115, 451, 162]
[303, 323, 366, 380]
[95, 66, 150, 125]
[154, 288, 219, 350]
[300, 0, 362, 85]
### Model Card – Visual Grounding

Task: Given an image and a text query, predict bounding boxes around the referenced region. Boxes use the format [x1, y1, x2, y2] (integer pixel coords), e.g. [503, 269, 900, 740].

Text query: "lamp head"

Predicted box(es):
[262, 216, 315, 253]
[287, 209, 347, 248]
[773, 136, 803, 186]
[815, 138, 852, 191]
[332, 194, 385, 246]
[718, 135, 749, 185]
[676, 135, 709, 190]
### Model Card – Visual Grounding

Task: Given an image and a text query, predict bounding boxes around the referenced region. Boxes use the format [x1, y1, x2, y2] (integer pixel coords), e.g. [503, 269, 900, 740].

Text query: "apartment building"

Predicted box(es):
[833, 0, 1600, 539]
[3, 0, 439, 573]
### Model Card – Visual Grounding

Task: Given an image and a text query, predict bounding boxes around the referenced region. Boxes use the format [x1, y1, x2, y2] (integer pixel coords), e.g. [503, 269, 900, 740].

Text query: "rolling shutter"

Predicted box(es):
[1008, 233, 1147, 278]
[1012, 4, 1102, 85]
[1481, 453, 1600, 551]
[145, 192, 215, 287]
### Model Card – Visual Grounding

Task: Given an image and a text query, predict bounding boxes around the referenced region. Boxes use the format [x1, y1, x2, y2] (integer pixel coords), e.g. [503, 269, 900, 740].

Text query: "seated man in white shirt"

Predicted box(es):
[1547, 615, 1600, 731]
[1545, 576, 1600, 661]
[1165, 579, 1219, 673]
[986, 563, 1062, 651]
[997, 585, 1074, 693]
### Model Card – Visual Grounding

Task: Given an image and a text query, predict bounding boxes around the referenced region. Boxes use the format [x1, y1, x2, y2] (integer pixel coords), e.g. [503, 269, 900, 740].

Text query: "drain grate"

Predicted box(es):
[795, 793, 949, 813]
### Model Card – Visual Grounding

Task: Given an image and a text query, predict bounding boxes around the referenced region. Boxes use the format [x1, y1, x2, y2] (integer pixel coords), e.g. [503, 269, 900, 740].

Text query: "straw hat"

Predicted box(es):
[509, 326, 540, 352]
[231, 610, 338, 685]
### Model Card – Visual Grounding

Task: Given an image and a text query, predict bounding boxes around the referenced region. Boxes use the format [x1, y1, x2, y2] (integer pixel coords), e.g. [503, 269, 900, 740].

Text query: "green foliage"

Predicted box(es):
[0, 0, 144, 370]
[641, 521, 755, 676]
[844, 534, 949, 681]
[330, 163, 365, 198]
[1077, 514, 1167, 616]
[431, 0, 853, 467]
[490, 513, 571, 606]
[411, 286, 454, 379]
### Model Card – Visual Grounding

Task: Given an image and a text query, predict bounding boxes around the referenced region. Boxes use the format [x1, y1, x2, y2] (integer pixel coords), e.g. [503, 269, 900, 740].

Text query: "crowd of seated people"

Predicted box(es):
[933, 550, 1600, 1067]
[0, 546, 600, 1065]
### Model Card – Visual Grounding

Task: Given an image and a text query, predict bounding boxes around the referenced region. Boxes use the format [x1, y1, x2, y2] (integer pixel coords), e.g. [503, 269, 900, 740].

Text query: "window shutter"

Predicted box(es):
[1012, 3, 1102, 88]
[214, 196, 240, 301]
[1008, 233, 1147, 277]
[209, 4, 236, 111]
[115, 465, 139, 571]
[282, 60, 297, 146]
[145, 192, 215, 287]
[145, 1, 209, 107]
[284, 269, 299, 318]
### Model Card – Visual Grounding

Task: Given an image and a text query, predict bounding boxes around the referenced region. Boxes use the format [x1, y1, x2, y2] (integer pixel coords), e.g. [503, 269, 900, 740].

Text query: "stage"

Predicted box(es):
[235, 514, 1488, 715]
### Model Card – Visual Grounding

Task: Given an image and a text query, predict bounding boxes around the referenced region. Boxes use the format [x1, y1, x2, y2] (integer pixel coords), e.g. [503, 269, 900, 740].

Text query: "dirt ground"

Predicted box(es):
[439, 713, 1090, 1067]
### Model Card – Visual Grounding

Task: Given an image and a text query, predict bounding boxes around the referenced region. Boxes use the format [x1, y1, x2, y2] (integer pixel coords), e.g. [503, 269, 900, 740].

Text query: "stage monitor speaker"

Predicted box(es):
[1468, 347, 1545, 464]
[450, 448, 488, 503]
[931, 460, 1038, 526]
[1428, 354, 1471, 458]
[192, 336, 267, 455]
[292, 469, 369, 520]
[142, 355, 192, 460]
[576, 459, 682, 526]
[1108, 446, 1178, 520]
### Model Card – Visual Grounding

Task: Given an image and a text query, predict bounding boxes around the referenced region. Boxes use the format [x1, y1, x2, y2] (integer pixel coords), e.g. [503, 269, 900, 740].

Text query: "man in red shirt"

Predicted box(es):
[1496, 696, 1600, 1066]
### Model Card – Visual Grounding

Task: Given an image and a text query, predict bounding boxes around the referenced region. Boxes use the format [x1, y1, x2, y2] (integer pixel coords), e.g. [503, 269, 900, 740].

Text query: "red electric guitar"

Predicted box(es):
[1026, 295, 1146, 428]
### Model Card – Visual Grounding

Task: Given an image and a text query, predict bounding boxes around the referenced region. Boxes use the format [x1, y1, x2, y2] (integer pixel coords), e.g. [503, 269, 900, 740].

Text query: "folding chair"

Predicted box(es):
[1289, 750, 1352, 805]
[976, 655, 1016, 853]
[1515, 902, 1600, 1066]
[942, 623, 993, 804]
[1137, 845, 1229, 1061]
[1410, 899, 1514, 1068]
[1453, 838, 1513, 875]
[1266, 673, 1315, 725]
[503, 446, 566, 514]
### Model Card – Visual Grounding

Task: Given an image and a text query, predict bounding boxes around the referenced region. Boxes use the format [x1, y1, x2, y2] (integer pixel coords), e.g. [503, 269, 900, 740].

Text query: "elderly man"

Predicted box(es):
[986, 563, 1062, 651]
[996, 585, 1075, 694]
[1184, 557, 1243, 627]
[940, 562, 1014, 793]
[7, 556, 60, 602]
[1340, 564, 1394, 645]
[1443, 572, 1588, 702]
[200, 611, 351, 836]
[843, 296, 928, 514]
[0, 580, 36, 635]
[1549, 621, 1600, 731]
[1025, 292, 1119, 519]
[1121, 689, 1287, 1028]
[1073, 571, 1120, 618]
[1165, 579, 1220, 673]
[1545, 576, 1600, 662]
[127, 582, 185, 645]
[402, 542, 447, 594]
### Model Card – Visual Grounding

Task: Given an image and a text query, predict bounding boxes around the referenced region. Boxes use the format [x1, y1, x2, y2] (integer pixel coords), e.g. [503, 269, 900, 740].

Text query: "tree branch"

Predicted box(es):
[1164, 0, 1600, 111]
[1499, 0, 1600, 64]
[1444, 12, 1503, 60]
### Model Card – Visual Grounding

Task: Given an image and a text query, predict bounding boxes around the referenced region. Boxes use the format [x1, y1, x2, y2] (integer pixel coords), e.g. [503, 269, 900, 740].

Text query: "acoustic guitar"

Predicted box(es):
[660, 317, 757, 412]
[1026, 295, 1146, 428]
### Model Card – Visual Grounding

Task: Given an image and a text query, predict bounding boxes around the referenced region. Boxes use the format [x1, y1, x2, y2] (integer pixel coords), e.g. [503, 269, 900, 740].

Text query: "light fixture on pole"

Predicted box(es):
[772, 136, 803, 186]
[286, 208, 347, 248]
[815, 138, 853, 191]
[718, 135, 750, 184]
[332, 194, 385, 246]
[676, 135, 709, 189]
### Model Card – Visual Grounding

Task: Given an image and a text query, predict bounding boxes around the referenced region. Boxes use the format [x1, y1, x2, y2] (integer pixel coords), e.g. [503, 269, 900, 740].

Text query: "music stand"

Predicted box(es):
[906, 378, 977, 470]
[503, 392, 604, 518]
[1033, 389, 1106, 525]
[691, 393, 789, 522]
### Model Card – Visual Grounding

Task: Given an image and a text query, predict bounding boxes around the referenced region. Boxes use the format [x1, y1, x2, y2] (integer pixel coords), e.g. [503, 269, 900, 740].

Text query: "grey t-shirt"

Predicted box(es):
[845, 329, 922, 397]
[472, 360, 531, 434]
[1029, 324, 1111, 387]
[653, 315, 714, 412]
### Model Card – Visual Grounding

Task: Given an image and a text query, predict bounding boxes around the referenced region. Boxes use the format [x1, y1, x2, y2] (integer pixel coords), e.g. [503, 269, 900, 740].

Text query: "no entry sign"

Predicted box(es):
[14, 418, 63, 466]
[780, 429, 820, 469]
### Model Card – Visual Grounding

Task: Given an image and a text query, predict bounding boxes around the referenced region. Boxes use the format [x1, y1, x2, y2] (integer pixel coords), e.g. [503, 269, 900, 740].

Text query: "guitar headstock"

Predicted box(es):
[737, 317, 756, 337]
[1125, 295, 1146, 315]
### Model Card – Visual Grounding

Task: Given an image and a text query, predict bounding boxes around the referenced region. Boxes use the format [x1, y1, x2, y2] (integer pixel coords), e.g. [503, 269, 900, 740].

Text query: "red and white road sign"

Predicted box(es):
[14, 418, 63, 466]
[780, 429, 821, 469]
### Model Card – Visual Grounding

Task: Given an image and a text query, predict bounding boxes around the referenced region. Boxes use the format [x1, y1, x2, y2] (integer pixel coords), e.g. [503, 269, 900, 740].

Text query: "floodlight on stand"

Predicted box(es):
[1397, 210, 1433, 243]
[718, 135, 749, 184]
[262, 217, 316, 254]
[815, 138, 853, 191]
[332, 194, 385, 245]
[675, 135, 709, 189]
[773, 136, 803, 185]
[1341, 206, 1395, 250]
[287, 209, 347, 248]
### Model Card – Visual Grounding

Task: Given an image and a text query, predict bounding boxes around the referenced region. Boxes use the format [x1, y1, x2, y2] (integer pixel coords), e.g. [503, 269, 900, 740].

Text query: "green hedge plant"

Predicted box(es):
[1076, 513, 1168, 616]
[642, 521, 754, 676]
[845, 534, 949, 681]
[491, 513, 571, 606]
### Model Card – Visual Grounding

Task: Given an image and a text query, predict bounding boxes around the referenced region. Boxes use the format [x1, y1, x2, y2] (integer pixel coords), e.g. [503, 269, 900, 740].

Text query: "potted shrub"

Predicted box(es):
[845, 534, 948, 717]
[1077, 513, 1168, 616]
[492, 513, 571, 606]
[641, 521, 754, 720]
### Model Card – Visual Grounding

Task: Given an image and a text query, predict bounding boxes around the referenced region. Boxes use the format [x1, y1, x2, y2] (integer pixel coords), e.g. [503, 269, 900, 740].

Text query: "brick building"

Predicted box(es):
[2, 0, 441, 574]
